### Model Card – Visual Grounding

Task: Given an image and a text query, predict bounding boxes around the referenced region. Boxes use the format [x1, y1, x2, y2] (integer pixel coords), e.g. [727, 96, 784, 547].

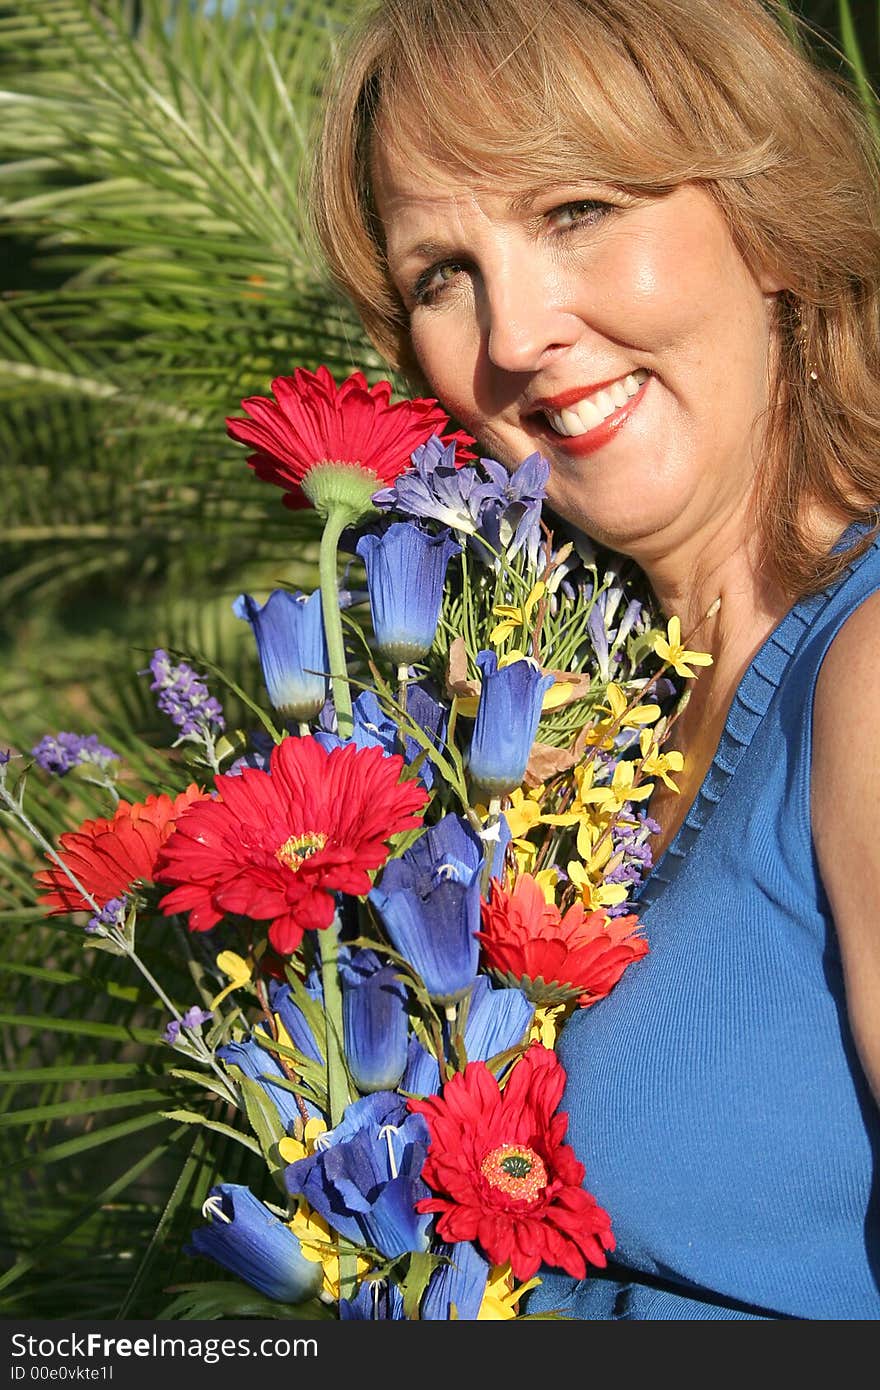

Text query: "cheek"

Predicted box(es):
[410, 317, 481, 419]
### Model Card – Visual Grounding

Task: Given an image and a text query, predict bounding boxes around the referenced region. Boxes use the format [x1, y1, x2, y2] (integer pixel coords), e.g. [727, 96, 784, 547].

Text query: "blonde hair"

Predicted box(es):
[311, 0, 880, 596]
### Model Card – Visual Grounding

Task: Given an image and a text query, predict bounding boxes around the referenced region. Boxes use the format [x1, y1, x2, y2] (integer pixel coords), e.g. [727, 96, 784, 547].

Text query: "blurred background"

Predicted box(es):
[0, 0, 876, 1318]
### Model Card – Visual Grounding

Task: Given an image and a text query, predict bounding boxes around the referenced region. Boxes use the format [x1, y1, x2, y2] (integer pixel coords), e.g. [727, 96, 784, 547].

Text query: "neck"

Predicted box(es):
[632, 502, 847, 727]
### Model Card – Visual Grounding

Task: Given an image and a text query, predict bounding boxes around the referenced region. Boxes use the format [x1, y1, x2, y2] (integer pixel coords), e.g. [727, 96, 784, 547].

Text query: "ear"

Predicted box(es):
[756, 263, 787, 296]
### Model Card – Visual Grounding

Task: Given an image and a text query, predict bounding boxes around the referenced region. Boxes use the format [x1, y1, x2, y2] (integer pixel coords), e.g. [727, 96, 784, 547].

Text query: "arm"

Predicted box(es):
[812, 587, 880, 1107]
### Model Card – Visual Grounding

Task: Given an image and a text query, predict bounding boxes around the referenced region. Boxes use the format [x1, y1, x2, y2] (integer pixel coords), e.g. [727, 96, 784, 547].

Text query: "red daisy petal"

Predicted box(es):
[154, 735, 428, 952]
[226, 366, 471, 506]
[408, 1045, 614, 1283]
[35, 784, 209, 914]
[478, 873, 649, 1005]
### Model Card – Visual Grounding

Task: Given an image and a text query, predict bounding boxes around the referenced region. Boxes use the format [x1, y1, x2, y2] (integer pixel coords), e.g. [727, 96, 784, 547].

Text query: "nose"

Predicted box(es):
[482, 260, 581, 374]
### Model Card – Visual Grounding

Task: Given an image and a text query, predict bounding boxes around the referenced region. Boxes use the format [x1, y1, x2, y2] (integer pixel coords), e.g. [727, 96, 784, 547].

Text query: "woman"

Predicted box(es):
[311, 0, 880, 1318]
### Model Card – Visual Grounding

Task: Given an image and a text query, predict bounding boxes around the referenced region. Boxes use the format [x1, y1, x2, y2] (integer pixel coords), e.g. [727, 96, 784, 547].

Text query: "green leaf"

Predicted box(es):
[159, 1281, 333, 1321]
[160, 1109, 261, 1156]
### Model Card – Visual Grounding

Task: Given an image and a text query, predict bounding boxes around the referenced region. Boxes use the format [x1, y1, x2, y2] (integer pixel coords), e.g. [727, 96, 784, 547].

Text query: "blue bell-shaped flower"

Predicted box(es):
[370, 866, 481, 1007]
[216, 1034, 302, 1134]
[467, 650, 554, 797]
[356, 523, 459, 664]
[286, 1091, 432, 1260]
[233, 588, 328, 721]
[403, 974, 534, 1096]
[339, 947, 409, 1093]
[421, 1240, 491, 1320]
[187, 1184, 321, 1304]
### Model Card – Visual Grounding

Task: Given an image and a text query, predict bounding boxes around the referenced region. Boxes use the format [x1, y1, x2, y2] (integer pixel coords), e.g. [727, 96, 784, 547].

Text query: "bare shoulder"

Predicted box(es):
[814, 585, 880, 721]
[812, 586, 880, 1105]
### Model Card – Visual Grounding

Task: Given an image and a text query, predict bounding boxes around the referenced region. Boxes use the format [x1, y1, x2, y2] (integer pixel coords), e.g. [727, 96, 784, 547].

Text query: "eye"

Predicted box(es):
[411, 260, 466, 307]
[548, 199, 614, 233]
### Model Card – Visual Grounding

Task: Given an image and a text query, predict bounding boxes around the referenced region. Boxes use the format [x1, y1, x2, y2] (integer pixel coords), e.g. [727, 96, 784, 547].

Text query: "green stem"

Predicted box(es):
[318, 911, 351, 1127]
[480, 796, 503, 897]
[318, 506, 353, 739]
[318, 911, 358, 1301]
[0, 784, 236, 1100]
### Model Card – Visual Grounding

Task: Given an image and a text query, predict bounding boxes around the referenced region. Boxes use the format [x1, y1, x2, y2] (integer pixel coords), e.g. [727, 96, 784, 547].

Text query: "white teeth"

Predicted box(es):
[575, 398, 603, 430]
[544, 369, 648, 437]
[560, 407, 586, 436]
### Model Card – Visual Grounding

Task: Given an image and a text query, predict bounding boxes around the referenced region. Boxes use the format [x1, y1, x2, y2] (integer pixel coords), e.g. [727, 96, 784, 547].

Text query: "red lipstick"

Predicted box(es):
[532, 375, 650, 458]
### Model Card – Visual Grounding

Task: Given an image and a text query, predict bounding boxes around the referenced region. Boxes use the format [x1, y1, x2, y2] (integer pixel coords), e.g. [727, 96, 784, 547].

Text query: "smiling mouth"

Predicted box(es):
[536, 369, 650, 438]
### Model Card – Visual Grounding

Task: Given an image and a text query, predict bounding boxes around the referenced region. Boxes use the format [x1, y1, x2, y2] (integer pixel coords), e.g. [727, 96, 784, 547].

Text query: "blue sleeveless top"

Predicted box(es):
[529, 527, 880, 1321]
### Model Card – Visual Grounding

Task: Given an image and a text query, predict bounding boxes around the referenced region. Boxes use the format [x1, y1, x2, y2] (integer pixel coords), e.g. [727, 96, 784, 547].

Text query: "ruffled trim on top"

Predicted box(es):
[635, 524, 880, 911]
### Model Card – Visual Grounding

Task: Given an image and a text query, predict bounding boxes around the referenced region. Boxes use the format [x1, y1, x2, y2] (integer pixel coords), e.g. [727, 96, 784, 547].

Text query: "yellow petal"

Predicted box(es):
[454, 695, 480, 719]
[541, 681, 573, 710]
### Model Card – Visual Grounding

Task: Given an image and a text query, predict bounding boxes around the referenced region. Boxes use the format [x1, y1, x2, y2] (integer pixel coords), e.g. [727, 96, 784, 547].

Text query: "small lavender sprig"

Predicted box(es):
[31, 732, 120, 801]
[145, 649, 225, 772]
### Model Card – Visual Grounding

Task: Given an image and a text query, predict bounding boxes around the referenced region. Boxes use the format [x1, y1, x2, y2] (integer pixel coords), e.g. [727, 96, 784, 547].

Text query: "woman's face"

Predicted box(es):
[373, 139, 782, 566]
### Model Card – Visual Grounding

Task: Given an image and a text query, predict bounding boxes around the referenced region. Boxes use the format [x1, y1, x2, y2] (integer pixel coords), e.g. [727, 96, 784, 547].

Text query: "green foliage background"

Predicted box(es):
[0, 0, 876, 1319]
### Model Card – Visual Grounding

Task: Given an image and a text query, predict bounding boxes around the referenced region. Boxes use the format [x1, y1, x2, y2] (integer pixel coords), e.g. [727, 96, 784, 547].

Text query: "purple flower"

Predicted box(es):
[164, 1005, 213, 1045]
[372, 436, 496, 537]
[475, 453, 549, 568]
[86, 895, 128, 936]
[31, 732, 119, 777]
[146, 649, 225, 737]
[374, 439, 549, 570]
[0, 749, 11, 766]
[603, 810, 661, 910]
[314, 687, 447, 790]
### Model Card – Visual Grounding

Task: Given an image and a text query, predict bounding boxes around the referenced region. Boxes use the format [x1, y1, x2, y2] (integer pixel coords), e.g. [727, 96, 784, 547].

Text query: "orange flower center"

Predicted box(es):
[480, 1143, 548, 1204]
[275, 832, 327, 873]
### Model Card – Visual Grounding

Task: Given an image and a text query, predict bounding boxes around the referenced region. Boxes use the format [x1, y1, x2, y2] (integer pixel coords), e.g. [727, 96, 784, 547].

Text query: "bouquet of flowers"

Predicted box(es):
[0, 366, 711, 1320]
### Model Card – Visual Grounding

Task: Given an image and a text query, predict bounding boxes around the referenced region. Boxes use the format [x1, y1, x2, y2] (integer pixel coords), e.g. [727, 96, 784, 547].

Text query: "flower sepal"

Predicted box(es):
[300, 462, 382, 525]
[485, 967, 585, 1008]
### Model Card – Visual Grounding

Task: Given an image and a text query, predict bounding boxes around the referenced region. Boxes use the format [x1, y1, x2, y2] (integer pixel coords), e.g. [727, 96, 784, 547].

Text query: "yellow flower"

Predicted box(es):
[529, 1002, 570, 1048]
[208, 950, 252, 1009]
[489, 582, 546, 645]
[602, 681, 661, 729]
[533, 867, 561, 903]
[638, 728, 684, 791]
[287, 1201, 371, 1301]
[277, 1117, 327, 1165]
[477, 1263, 543, 1319]
[567, 860, 630, 912]
[577, 681, 660, 750]
[511, 838, 538, 877]
[500, 786, 546, 839]
[652, 615, 714, 679]
[576, 758, 653, 817]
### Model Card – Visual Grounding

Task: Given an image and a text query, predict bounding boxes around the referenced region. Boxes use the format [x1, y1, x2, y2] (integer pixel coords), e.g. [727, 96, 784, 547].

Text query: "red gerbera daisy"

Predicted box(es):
[477, 873, 649, 1006]
[155, 735, 429, 956]
[35, 783, 209, 915]
[409, 1044, 614, 1281]
[226, 366, 473, 512]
